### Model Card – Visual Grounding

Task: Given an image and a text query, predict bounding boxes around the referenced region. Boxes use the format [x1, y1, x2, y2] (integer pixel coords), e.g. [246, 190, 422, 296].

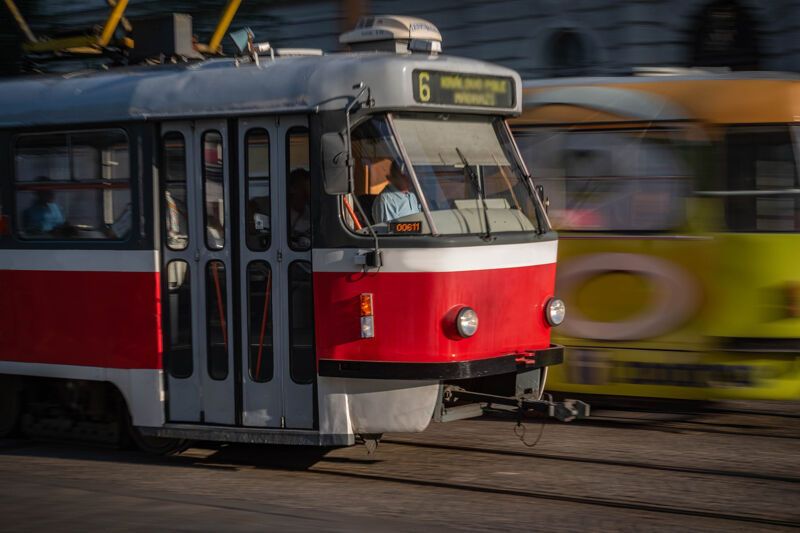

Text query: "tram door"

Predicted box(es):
[238, 116, 315, 429]
[161, 120, 236, 425]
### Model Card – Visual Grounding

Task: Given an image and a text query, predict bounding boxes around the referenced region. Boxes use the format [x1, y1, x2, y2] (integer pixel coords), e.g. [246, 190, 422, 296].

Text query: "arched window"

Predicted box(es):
[546, 29, 590, 77]
[691, 0, 760, 70]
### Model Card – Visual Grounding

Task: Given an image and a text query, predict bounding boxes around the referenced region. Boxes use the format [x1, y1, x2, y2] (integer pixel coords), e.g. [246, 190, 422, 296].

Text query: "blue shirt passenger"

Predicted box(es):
[23, 189, 65, 235]
[371, 161, 421, 223]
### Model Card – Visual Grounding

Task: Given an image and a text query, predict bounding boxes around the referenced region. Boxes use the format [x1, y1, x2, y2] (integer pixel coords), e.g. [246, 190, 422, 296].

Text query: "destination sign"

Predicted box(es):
[412, 70, 515, 108]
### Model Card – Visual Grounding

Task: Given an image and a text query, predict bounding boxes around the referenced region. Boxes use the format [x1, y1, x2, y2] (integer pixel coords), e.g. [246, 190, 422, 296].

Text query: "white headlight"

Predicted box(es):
[545, 298, 566, 327]
[456, 307, 478, 338]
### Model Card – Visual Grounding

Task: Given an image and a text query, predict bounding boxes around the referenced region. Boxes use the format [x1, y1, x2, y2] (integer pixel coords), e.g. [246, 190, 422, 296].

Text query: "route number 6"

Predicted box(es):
[418, 72, 431, 102]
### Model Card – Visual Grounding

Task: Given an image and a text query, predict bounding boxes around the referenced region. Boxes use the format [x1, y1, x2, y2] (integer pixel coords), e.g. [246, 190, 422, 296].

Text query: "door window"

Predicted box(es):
[202, 131, 225, 250]
[206, 260, 229, 380]
[247, 261, 274, 383]
[164, 260, 193, 379]
[163, 132, 189, 250]
[286, 128, 311, 251]
[289, 261, 315, 385]
[245, 129, 271, 251]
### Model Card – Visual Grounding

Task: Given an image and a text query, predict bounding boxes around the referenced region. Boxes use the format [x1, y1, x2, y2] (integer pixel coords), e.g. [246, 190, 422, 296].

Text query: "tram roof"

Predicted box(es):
[0, 53, 522, 129]
[520, 71, 800, 124]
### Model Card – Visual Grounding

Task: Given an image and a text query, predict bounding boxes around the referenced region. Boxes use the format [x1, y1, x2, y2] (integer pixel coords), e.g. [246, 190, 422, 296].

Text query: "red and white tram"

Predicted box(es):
[0, 16, 579, 452]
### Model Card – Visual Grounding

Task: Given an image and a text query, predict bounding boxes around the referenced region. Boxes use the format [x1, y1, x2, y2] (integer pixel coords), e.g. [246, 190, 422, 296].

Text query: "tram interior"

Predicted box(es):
[343, 115, 541, 235]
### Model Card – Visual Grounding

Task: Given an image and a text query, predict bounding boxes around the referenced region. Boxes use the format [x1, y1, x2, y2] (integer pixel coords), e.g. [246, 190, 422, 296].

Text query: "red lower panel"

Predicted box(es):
[314, 263, 556, 364]
[0, 270, 162, 369]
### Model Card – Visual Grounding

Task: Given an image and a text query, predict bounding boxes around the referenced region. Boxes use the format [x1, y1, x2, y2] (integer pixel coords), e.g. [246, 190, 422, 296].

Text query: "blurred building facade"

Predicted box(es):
[1, 0, 799, 77]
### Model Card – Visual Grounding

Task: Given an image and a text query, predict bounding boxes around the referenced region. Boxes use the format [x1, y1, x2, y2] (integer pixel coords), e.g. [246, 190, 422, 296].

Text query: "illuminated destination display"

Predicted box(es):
[412, 70, 515, 108]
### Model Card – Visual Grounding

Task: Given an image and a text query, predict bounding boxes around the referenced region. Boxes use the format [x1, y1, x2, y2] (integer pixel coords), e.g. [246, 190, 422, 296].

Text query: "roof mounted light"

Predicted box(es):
[340, 15, 442, 55]
[408, 39, 442, 54]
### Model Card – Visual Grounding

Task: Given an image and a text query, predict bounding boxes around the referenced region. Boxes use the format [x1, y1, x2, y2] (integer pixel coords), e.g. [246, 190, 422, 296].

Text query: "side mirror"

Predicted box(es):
[321, 132, 351, 195]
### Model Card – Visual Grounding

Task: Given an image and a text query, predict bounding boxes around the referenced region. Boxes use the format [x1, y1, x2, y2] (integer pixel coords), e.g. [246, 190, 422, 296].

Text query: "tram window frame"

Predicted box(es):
[246, 261, 274, 383]
[12, 129, 133, 241]
[245, 128, 271, 251]
[164, 260, 193, 379]
[162, 131, 190, 251]
[0, 137, 8, 238]
[513, 126, 690, 233]
[342, 113, 546, 236]
[286, 127, 311, 251]
[205, 259, 229, 381]
[715, 125, 800, 233]
[201, 130, 225, 251]
[288, 260, 315, 385]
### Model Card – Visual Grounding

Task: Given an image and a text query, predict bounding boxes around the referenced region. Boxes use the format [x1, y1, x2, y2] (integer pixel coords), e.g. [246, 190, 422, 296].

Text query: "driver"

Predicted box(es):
[371, 160, 421, 223]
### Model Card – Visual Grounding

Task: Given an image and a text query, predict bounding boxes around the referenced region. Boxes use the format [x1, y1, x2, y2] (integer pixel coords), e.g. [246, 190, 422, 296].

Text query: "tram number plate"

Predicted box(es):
[390, 221, 422, 233]
[413, 70, 515, 108]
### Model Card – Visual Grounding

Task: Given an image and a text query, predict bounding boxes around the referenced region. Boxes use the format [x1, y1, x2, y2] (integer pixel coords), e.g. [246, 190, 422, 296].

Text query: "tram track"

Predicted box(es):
[557, 405, 800, 440]
[309, 463, 800, 528]
[3, 435, 798, 529]
[378, 438, 800, 484]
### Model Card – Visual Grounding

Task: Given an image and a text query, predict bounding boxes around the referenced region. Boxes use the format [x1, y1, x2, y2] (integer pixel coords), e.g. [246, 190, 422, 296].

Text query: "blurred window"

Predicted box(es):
[288, 260, 315, 385]
[205, 260, 228, 381]
[164, 260, 193, 379]
[286, 128, 311, 251]
[163, 132, 189, 250]
[711, 126, 799, 232]
[13, 130, 132, 240]
[247, 261, 274, 383]
[245, 129, 271, 251]
[515, 128, 689, 231]
[0, 179, 7, 236]
[202, 131, 225, 250]
[546, 29, 591, 77]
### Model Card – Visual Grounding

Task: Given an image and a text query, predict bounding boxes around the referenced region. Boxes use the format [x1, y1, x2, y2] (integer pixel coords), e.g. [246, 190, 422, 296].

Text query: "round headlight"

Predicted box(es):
[456, 307, 479, 338]
[545, 298, 566, 327]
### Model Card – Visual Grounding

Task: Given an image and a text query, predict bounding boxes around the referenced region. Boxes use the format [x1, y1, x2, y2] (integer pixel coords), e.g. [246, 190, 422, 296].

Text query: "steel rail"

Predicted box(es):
[310, 465, 800, 528]
[379, 438, 800, 484]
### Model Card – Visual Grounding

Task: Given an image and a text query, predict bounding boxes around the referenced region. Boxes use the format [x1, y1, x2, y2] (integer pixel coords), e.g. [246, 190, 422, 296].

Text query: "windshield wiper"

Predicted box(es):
[456, 147, 492, 241]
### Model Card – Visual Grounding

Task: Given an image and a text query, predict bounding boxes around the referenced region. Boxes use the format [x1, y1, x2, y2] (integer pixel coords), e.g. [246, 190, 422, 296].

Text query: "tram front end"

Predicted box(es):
[309, 20, 585, 441]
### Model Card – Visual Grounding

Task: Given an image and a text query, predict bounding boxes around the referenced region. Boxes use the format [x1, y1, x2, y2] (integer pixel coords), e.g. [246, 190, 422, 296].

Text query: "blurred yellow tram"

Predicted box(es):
[510, 71, 800, 400]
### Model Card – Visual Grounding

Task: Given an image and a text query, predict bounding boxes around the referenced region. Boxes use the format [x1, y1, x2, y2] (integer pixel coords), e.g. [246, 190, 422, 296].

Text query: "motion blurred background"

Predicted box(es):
[2, 0, 799, 77]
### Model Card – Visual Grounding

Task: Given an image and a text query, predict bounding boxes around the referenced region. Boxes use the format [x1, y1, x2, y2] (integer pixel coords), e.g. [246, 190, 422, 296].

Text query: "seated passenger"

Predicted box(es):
[23, 187, 65, 235]
[288, 168, 311, 249]
[371, 161, 421, 224]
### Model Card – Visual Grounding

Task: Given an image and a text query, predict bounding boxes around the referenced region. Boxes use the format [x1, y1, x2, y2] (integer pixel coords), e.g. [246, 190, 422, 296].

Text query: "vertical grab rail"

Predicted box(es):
[211, 261, 228, 351]
[255, 268, 272, 378]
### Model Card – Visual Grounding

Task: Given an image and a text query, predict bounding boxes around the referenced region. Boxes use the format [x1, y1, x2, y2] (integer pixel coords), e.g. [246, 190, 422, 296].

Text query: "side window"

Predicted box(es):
[719, 126, 800, 232]
[164, 260, 193, 379]
[163, 132, 189, 250]
[202, 131, 225, 250]
[206, 260, 229, 380]
[514, 128, 688, 231]
[289, 260, 314, 384]
[245, 129, 270, 251]
[14, 130, 132, 240]
[0, 179, 7, 237]
[247, 261, 273, 383]
[286, 128, 310, 251]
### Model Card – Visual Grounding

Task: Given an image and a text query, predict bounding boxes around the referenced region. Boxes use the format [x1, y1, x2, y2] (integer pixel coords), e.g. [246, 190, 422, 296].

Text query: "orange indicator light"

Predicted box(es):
[360, 293, 373, 317]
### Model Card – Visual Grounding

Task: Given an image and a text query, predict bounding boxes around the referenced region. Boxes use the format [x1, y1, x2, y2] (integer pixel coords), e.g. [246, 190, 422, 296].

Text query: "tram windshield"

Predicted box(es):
[346, 113, 545, 236]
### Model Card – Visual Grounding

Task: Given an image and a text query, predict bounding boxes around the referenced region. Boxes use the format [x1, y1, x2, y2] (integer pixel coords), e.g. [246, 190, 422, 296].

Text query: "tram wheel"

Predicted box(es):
[0, 376, 22, 438]
[129, 428, 189, 456]
[122, 408, 188, 456]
